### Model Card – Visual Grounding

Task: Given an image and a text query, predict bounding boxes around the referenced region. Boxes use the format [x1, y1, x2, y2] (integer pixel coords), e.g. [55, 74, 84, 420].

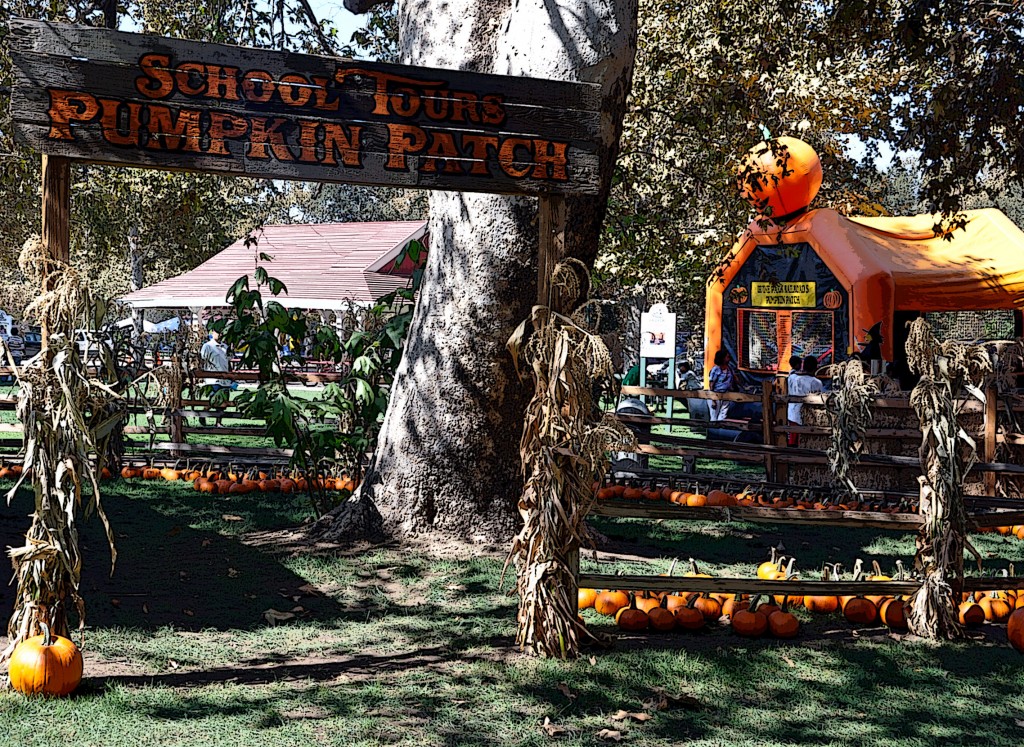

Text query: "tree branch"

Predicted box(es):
[296, 0, 340, 54]
[343, 0, 394, 13]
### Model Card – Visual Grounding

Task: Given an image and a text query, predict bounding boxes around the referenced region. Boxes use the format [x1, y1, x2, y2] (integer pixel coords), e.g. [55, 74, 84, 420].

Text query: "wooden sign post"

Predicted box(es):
[40, 154, 70, 351]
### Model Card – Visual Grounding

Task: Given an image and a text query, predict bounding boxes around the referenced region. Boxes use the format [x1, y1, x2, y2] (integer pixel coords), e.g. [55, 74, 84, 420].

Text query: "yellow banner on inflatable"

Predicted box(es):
[751, 281, 815, 307]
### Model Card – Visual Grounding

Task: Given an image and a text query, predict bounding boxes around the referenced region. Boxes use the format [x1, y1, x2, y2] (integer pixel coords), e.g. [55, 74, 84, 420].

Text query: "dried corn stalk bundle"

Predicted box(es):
[505, 267, 634, 659]
[1, 238, 119, 662]
[823, 360, 877, 498]
[905, 317, 990, 639]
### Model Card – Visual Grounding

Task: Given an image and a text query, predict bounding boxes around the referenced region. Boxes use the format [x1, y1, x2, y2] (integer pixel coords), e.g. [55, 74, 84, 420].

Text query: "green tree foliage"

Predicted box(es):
[600, 0, 897, 323]
[211, 240, 423, 516]
[598, 0, 1023, 327]
[0, 0, 381, 318]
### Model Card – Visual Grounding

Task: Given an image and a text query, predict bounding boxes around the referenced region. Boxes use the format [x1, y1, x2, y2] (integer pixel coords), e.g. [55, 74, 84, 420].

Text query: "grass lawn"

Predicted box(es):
[2, 477, 1024, 746]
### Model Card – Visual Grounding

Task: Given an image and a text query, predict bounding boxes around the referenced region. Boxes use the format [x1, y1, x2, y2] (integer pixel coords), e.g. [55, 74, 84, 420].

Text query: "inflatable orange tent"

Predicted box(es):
[705, 207, 1024, 386]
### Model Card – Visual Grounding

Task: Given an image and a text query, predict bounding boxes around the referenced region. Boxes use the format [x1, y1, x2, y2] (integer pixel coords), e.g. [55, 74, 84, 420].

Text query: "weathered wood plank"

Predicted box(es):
[619, 386, 761, 403]
[11, 55, 599, 143]
[8, 19, 602, 112]
[152, 441, 292, 458]
[12, 119, 601, 196]
[9, 19, 603, 196]
[577, 573, 1024, 595]
[591, 500, 923, 530]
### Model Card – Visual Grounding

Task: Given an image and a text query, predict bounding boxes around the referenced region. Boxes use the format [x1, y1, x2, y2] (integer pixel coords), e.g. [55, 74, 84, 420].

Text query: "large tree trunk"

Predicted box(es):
[317, 0, 637, 543]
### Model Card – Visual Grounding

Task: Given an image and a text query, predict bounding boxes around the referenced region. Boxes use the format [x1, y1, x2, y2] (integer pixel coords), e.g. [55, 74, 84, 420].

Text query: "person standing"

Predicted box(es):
[200, 329, 232, 425]
[787, 355, 824, 446]
[5, 326, 24, 365]
[708, 350, 736, 421]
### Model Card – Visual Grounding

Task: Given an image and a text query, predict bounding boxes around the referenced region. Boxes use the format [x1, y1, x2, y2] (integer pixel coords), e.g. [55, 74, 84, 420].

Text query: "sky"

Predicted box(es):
[306, 0, 366, 52]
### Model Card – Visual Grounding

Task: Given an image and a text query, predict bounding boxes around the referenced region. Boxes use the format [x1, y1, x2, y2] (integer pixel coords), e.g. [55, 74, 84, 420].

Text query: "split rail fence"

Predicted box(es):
[575, 380, 1024, 599]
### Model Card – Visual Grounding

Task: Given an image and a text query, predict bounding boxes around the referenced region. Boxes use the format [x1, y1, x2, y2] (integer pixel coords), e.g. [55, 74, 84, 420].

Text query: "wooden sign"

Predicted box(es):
[8, 19, 603, 196]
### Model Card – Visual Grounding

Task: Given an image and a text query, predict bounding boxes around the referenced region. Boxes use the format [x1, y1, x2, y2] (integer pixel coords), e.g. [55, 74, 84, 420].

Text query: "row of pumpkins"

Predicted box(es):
[596, 482, 921, 514]
[596, 482, 1024, 538]
[579, 557, 1024, 650]
[1, 462, 360, 496]
[117, 465, 359, 495]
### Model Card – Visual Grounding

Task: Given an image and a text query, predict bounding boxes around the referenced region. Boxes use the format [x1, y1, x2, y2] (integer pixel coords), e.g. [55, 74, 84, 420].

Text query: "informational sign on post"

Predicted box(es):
[639, 303, 677, 359]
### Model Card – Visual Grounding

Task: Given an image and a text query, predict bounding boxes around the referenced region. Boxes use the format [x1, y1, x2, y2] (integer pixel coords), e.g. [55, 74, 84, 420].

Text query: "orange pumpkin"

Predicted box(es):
[958, 599, 985, 627]
[879, 598, 909, 631]
[577, 588, 598, 610]
[843, 597, 878, 626]
[594, 590, 629, 617]
[768, 606, 800, 639]
[648, 597, 677, 632]
[1008, 608, 1024, 653]
[616, 595, 649, 632]
[673, 596, 705, 631]
[731, 599, 768, 638]
[823, 289, 842, 309]
[706, 489, 736, 507]
[8, 623, 83, 696]
[737, 136, 822, 220]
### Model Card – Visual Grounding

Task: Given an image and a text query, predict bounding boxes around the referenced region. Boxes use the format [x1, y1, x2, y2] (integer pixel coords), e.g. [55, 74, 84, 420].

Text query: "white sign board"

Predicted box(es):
[639, 303, 676, 359]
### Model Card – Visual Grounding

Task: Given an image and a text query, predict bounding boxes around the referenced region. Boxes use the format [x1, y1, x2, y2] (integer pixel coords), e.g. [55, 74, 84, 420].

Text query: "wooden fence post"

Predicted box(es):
[774, 375, 790, 484]
[984, 382, 997, 497]
[762, 379, 775, 482]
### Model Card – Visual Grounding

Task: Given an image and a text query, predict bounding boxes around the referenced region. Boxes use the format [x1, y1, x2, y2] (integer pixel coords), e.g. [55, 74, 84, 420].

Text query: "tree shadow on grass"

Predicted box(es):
[0, 483, 349, 632]
[591, 515, 921, 570]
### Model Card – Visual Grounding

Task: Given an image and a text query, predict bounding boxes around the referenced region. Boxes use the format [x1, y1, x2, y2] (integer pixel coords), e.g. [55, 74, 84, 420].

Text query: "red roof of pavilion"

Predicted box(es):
[120, 220, 427, 310]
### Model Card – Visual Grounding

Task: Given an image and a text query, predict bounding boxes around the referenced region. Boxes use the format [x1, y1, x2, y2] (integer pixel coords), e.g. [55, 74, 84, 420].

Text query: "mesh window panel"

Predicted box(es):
[792, 311, 834, 366]
[924, 310, 1015, 342]
[739, 309, 779, 371]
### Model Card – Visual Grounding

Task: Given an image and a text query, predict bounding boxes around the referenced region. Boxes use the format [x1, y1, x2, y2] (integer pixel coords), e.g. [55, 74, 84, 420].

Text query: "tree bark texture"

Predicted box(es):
[339, 0, 638, 542]
[128, 228, 144, 343]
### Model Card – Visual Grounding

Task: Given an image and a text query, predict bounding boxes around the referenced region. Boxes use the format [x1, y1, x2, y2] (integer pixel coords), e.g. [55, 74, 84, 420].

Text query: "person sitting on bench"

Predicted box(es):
[787, 355, 823, 446]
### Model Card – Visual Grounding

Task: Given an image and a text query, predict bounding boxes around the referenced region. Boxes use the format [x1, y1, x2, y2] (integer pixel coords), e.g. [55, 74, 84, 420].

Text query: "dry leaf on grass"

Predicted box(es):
[221, 514, 243, 522]
[201, 538, 212, 548]
[142, 603, 149, 614]
[183, 609, 194, 616]
[781, 654, 796, 668]
[227, 567, 239, 578]
[557, 682, 576, 700]
[596, 729, 624, 742]
[643, 688, 702, 712]
[263, 608, 296, 625]
[297, 583, 321, 596]
[540, 717, 568, 737]
[611, 710, 651, 722]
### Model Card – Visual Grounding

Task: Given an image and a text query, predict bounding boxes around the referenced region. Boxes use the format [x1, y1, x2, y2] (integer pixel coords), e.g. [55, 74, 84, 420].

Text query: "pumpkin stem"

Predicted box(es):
[872, 560, 883, 578]
[784, 557, 796, 579]
[39, 621, 52, 647]
[686, 594, 699, 609]
[895, 559, 906, 581]
[851, 558, 863, 581]
[747, 595, 761, 612]
[689, 557, 699, 576]
[666, 558, 678, 577]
